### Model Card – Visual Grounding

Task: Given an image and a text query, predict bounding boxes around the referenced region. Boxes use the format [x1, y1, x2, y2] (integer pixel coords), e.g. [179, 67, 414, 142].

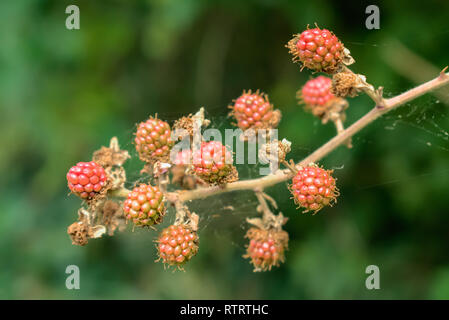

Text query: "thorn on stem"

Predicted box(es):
[439, 66, 448, 78]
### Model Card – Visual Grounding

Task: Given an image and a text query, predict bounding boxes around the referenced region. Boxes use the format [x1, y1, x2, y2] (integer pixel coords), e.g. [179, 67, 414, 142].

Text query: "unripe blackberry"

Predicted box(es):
[123, 184, 165, 227]
[299, 76, 337, 118]
[301, 76, 335, 107]
[135, 117, 174, 163]
[287, 27, 345, 73]
[157, 224, 199, 267]
[67, 161, 108, 199]
[229, 91, 281, 131]
[298, 76, 351, 147]
[290, 164, 339, 213]
[192, 141, 236, 184]
[172, 149, 192, 166]
[244, 228, 289, 272]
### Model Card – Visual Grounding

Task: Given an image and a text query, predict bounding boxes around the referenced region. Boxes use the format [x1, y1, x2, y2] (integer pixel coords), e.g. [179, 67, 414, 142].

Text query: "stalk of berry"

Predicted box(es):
[191, 141, 238, 185]
[135, 116, 174, 164]
[156, 223, 199, 268]
[229, 90, 281, 136]
[123, 183, 165, 227]
[67, 161, 108, 200]
[290, 163, 339, 214]
[287, 26, 352, 73]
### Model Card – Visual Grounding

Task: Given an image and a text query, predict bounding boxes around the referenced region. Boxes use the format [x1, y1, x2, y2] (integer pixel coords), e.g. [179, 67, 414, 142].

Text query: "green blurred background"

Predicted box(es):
[1, 0, 449, 299]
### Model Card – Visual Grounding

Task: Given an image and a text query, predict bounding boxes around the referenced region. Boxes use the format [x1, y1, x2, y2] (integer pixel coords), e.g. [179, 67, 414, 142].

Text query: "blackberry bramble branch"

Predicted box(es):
[66, 25, 449, 272]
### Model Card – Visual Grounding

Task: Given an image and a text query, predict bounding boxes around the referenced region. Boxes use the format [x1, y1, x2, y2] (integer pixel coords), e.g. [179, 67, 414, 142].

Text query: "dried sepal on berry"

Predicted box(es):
[243, 227, 289, 272]
[92, 137, 130, 168]
[286, 25, 352, 73]
[258, 139, 292, 173]
[90, 137, 130, 192]
[172, 107, 210, 141]
[191, 141, 238, 185]
[135, 116, 174, 164]
[290, 163, 339, 214]
[67, 220, 90, 246]
[229, 90, 281, 139]
[331, 71, 376, 99]
[104, 165, 127, 190]
[156, 223, 199, 269]
[123, 183, 166, 227]
[259, 139, 291, 164]
[173, 115, 195, 141]
[100, 200, 126, 236]
[67, 208, 106, 246]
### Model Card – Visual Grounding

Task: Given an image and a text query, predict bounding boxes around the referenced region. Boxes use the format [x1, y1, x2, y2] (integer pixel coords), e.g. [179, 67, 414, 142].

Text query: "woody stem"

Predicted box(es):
[109, 71, 449, 203]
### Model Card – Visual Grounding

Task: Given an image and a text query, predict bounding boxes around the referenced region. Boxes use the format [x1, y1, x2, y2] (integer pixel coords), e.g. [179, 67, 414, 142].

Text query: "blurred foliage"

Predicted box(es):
[1, 0, 449, 299]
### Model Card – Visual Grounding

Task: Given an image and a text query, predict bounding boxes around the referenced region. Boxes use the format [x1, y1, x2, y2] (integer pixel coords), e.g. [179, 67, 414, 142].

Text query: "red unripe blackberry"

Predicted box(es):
[230, 91, 280, 131]
[290, 164, 339, 213]
[67, 161, 107, 199]
[287, 27, 345, 73]
[301, 76, 336, 107]
[135, 117, 174, 162]
[244, 228, 288, 272]
[192, 141, 234, 184]
[157, 224, 199, 267]
[123, 184, 165, 227]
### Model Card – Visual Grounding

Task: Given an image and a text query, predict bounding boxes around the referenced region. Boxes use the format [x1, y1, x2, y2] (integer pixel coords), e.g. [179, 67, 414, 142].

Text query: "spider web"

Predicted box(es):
[356, 90, 449, 191]
[112, 79, 449, 250]
[113, 106, 264, 249]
